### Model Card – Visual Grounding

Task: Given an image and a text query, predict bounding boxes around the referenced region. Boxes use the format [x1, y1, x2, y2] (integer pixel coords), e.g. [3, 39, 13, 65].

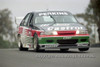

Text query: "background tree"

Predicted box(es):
[76, 0, 100, 43]
[0, 9, 13, 37]
[0, 9, 17, 48]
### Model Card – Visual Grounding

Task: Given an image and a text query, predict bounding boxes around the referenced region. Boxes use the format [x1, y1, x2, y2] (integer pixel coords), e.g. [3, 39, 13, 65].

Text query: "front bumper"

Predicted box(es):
[38, 35, 90, 49]
[39, 43, 89, 49]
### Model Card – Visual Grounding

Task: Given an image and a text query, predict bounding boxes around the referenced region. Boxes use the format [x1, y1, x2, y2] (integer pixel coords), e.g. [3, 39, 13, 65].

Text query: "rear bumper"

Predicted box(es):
[38, 36, 90, 49]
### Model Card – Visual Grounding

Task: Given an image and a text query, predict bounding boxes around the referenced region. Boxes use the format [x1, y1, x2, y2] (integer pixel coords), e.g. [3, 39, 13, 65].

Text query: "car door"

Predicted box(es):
[24, 13, 35, 48]
[19, 13, 32, 47]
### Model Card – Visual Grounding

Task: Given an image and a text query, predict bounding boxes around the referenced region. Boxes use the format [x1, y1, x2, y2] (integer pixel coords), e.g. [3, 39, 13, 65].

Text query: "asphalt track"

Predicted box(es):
[0, 48, 100, 67]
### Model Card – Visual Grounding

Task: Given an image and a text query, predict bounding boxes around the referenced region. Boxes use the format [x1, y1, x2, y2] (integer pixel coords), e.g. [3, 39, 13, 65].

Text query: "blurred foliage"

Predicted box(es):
[0, 36, 10, 48]
[0, 36, 18, 48]
[0, 9, 17, 48]
[0, 9, 13, 37]
[76, 0, 100, 43]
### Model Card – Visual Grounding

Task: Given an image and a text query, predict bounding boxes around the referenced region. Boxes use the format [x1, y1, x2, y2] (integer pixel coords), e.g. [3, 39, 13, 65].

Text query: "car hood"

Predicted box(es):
[35, 23, 86, 31]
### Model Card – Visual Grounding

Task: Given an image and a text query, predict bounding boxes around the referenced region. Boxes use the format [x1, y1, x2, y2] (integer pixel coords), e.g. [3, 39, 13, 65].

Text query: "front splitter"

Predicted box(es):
[39, 43, 90, 49]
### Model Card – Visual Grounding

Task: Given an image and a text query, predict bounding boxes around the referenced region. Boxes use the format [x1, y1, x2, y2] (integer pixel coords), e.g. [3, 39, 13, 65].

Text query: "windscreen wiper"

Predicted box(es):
[49, 15, 56, 26]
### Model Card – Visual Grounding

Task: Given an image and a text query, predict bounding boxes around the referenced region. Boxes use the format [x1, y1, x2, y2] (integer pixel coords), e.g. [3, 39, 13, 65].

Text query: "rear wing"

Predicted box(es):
[15, 17, 24, 26]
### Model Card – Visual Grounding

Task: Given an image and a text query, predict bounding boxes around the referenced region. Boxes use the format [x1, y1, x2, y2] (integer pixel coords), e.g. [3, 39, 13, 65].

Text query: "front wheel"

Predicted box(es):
[33, 34, 45, 52]
[78, 48, 89, 51]
[33, 34, 40, 52]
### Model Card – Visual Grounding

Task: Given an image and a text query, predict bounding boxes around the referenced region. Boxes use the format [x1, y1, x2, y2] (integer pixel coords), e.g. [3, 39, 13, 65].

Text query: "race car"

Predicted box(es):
[17, 11, 90, 52]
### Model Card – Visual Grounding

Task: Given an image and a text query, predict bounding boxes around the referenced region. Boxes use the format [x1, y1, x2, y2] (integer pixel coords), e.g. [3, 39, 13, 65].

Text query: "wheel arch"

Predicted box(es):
[33, 32, 38, 37]
[17, 34, 21, 38]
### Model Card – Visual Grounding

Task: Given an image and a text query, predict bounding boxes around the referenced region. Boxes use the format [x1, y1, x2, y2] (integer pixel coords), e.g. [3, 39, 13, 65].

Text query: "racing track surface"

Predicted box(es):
[0, 48, 100, 67]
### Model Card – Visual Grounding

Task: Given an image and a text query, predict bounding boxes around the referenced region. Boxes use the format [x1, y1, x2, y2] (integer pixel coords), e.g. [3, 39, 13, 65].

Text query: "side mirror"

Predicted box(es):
[29, 23, 33, 27]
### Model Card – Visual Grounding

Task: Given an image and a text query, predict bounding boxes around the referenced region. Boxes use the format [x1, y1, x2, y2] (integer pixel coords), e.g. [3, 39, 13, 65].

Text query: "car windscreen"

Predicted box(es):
[35, 15, 77, 24]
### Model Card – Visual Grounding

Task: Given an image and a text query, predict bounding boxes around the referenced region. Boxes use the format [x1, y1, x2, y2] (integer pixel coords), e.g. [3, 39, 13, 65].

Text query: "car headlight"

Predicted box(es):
[40, 31, 58, 35]
[76, 30, 88, 34]
[76, 30, 80, 34]
[52, 31, 58, 35]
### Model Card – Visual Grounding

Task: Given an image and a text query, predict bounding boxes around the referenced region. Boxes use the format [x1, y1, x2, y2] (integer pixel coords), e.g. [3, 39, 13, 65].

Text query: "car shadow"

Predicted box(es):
[28, 49, 90, 53]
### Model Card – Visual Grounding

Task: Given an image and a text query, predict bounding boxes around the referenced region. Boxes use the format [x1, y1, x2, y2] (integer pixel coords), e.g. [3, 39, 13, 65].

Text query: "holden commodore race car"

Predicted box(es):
[17, 11, 90, 52]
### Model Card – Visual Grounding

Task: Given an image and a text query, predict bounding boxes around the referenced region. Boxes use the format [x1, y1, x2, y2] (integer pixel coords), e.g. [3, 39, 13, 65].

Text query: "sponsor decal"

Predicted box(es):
[40, 24, 70, 27]
[54, 24, 70, 26]
[48, 27, 83, 31]
[39, 12, 68, 16]
[63, 37, 72, 39]
[41, 24, 50, 26]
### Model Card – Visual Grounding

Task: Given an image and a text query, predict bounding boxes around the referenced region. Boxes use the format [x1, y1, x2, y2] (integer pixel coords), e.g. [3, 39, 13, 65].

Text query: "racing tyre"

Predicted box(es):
[18, 41, 28, 51]
[18, 37, 28, 51]
[33, 34, 45, 52]
[78, 48, 89, 51]
[60, 48, 69, 52]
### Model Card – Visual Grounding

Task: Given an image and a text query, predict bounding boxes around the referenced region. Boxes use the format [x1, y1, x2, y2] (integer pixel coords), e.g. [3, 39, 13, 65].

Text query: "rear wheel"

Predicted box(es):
[18, 37, 28, 51]
[60, 48, 69, 52]
[18, 41, 28, 51]
[78, 48, 89, 51]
